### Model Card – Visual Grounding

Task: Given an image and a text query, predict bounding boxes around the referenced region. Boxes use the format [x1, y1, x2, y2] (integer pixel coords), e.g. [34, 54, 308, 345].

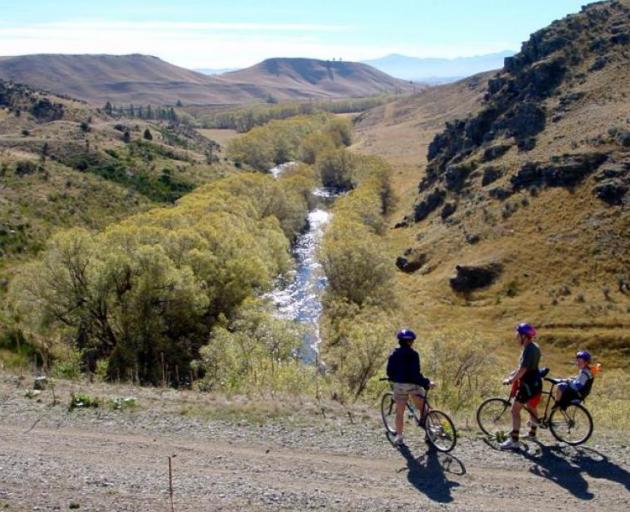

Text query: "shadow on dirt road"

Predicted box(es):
[395, 442, 465, 503]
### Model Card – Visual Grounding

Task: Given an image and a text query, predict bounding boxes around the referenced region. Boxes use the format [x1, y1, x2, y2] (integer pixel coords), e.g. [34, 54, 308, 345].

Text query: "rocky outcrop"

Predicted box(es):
[414, 188, 445, 222]
[411, 1, 630, 224]
[450, 263, 503, 293]
[511, 152, 608, 190]
[482, 144, 511, 162]
[482, 166, 503, 186]
[592, 157, 630, 204]
[396, 249, 428, 273]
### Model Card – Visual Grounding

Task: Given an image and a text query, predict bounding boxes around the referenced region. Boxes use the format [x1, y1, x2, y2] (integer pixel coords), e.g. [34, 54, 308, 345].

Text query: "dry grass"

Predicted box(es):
[351, 55, 630, 371]
[196, 128, 239, 149]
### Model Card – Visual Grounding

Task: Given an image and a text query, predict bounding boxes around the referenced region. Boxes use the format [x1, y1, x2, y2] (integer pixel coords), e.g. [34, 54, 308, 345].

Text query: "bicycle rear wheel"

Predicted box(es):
[549, 403, 593, 445]
[476, 397, 512, 440]
[425, 410, 457, 452]
[381, 392, 396, 434]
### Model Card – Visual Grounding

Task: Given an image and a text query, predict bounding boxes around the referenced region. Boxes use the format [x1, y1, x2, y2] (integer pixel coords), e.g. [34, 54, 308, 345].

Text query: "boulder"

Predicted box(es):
[396, 250, 427, 274]
[615, 130, 630, 148]
[450, 263, 503, 293]
[593, 179, 628, 205]
[512, 153, 608, 190]
[542, 152, 608, 187]
[441, 202, 457, 220]
[489, 186, 513, 200]
[414, 188, 446, 222]
[444, 163, 474, 191]
[482, 166, 503, 186]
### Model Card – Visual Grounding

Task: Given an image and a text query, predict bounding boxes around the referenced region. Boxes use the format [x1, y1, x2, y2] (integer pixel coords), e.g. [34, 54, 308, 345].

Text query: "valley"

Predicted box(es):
[0, 1, 629, 510]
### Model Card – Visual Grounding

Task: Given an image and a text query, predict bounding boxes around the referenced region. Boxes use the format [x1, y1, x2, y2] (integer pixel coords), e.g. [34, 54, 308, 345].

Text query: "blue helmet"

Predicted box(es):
[576, 350, 592, 362]
[397, 329, 416, 342]
[516, 322, 537, 337]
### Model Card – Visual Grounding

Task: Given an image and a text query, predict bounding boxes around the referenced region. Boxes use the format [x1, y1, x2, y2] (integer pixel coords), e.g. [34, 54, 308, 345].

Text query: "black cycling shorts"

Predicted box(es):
[515, 379, 542, 404]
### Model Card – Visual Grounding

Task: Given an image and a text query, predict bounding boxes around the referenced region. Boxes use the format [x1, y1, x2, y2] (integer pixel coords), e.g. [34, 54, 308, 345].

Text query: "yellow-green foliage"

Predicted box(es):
[195, 299, 324, 396]
[327, 306, 401, 400]
[420, 330, 501, 412]
[319, 154, 397, 398]
[7, 172, 311, 384]
[199, 96, 387, 132]
[226, 115, 351, 171]
[320, 155, 395, 306]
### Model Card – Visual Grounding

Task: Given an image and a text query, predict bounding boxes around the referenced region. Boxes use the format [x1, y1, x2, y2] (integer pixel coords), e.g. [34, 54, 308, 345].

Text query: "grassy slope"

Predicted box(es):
[0, 84, 228, 282]
[352, 3, 630, 374]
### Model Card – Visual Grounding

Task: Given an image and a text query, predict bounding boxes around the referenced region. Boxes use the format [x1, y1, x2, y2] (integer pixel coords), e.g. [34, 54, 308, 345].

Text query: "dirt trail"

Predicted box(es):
[1, 413, 629, 512]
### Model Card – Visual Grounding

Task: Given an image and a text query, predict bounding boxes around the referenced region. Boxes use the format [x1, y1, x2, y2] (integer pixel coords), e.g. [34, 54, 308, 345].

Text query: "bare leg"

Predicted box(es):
[410, 395, 427, 419]
[395, 399, 407, 436]
[512, 401, 523, 435]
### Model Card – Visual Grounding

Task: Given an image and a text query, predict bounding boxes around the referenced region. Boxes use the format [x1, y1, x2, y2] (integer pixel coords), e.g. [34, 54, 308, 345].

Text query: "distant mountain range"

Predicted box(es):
[195, 67, 237, 75]
[0, 54, 414, 105]
[361, 51, 515, 83]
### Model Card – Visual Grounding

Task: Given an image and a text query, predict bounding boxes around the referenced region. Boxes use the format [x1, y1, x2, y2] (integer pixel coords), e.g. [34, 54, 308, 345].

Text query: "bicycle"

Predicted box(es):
[380, 381, 457, 453]
[476, 369, 594, 446]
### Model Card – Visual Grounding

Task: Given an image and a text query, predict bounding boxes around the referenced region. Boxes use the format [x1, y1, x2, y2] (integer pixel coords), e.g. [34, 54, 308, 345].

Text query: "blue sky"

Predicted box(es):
[0, 0, 589, 68]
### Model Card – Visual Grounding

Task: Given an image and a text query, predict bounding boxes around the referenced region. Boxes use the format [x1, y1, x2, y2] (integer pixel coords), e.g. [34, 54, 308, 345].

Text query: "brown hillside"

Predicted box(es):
[354, 0, 630, 365]
[0, 55, 413, 106]
[223, 58, 416, 99]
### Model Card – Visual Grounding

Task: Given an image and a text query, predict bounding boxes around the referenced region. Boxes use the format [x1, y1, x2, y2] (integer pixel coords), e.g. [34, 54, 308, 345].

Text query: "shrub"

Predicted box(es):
[317, 149, 356, 190]
[15, 160, 37, 176]
[69, 392, 99, 410]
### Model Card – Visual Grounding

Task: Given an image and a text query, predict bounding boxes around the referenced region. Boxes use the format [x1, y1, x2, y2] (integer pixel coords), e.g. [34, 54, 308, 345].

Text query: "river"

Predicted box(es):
[266, 163, 338, 363]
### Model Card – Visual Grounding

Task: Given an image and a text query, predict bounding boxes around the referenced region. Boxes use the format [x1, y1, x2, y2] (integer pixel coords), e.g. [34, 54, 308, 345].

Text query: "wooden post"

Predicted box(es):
[168, 456, 175, 512]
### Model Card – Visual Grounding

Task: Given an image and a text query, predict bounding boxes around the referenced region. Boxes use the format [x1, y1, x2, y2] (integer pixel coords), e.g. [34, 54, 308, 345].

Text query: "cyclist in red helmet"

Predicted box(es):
[500, 322, 542, 449]
[386, 329, 434, 446]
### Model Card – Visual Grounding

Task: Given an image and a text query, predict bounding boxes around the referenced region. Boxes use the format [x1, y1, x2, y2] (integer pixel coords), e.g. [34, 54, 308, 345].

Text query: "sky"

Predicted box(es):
[0, 0, 590, 69]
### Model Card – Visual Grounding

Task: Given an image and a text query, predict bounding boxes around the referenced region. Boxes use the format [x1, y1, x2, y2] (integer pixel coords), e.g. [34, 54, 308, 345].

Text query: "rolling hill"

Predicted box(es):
[0, 55, 413, 106]
[354, 0, 630, 363]
[222, 58, 416, 99]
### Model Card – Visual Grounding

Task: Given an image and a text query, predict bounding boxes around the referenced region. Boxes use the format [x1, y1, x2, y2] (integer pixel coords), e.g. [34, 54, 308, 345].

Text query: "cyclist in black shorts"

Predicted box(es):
[500, 322, 542, 449]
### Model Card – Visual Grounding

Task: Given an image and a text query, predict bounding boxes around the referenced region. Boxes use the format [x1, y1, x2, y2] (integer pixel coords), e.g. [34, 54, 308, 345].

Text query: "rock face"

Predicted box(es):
[482, 166, 503, 186]
[450, 263, 503, 293]
[511, 152, 608, 190]
[414, 188, 445, 222]
[396, 249, 428, 273]
[411, 0, 630, 224]
[592, 157, 630, 204]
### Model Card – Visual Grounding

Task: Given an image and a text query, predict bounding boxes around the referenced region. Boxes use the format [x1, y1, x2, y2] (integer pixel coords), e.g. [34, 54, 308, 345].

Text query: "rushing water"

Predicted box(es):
[266, 163, 337, 363]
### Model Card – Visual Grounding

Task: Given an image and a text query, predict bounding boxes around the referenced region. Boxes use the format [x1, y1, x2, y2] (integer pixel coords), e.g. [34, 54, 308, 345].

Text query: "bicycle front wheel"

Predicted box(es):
[381, 392, 396, 434]
[549, 403, 593, 445]
[476, 397, 512, 440]
[425, 410, 457, 452]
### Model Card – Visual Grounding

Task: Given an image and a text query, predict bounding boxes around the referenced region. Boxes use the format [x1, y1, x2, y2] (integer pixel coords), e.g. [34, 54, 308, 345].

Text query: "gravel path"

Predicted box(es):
[1, 376, 629, 511]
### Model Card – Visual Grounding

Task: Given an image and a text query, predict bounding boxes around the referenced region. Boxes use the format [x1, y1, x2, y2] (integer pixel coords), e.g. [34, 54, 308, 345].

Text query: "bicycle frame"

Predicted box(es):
[405, 391, 431, 424]
[508, 378, 559, 428]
